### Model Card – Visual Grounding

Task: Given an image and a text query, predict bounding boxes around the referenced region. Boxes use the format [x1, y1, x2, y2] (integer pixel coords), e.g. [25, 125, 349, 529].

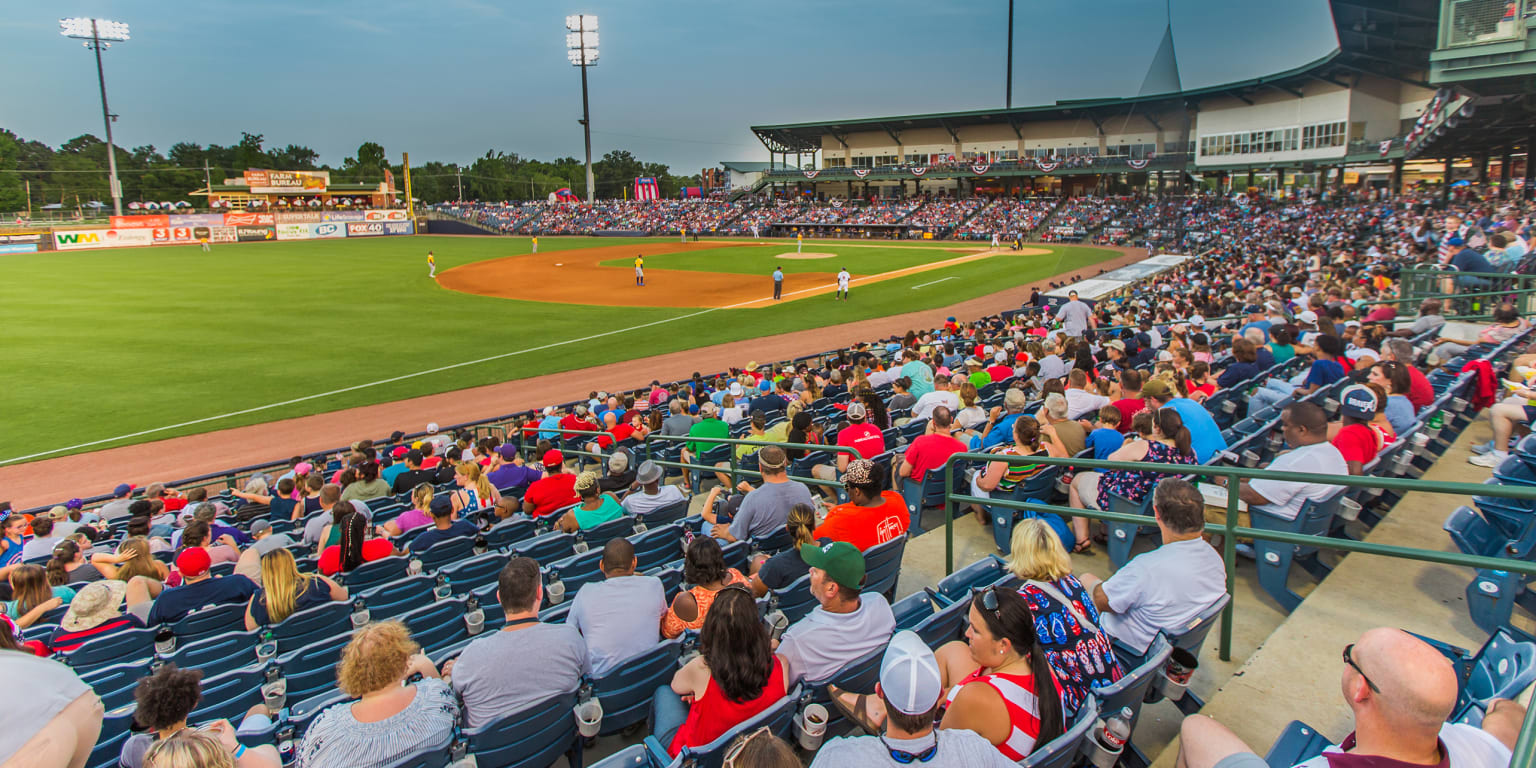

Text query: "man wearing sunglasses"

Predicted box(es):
[811, 630, 1015, 767]
[1174, 628, 1522, 768]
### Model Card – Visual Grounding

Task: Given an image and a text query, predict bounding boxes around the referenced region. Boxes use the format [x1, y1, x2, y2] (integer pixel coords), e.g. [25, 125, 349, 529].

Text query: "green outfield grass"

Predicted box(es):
[0, 235, 1120, 463]
[598, 242, 982, 275]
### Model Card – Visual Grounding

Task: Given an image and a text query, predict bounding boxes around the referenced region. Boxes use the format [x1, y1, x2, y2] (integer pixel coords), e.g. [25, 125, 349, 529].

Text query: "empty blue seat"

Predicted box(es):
[413, 535, 477, 573]
[861, 536, 906, 599]
[590, 637, 686, 735]
[190, 662, 281, 723]
[576, 516, 635, 552]
[548, 550, 606, 598]
[438, 552, 510, 595]
[900, 470, 948, 535]
[586, 744, 662, 768]
[892, 588, 971, 649]
[1106, 492, 1156, 570]
[934, 555, 1010, 602]
[463, 691, 581, 768]
[337, 556, 411, 592]
[762, 573, 817, 625]
[1252, 488, 1344, 613]
[59, 625, 157, 671]
[511, 531, 577, 565]
[1098, 633, 1173, 738]
[397, 598, 471, 656]
[1020, 697, 1099, 768]
[358, 574, 437, 620]
[169, 601, 248, 646]
[1263, 720, 1334, 768]
[164, 628, 262, 672]
[483, 517, 538, 550]
[275, 631, 353, 702]
[265, 600, 351, 650]
[629, 523, 684, 571]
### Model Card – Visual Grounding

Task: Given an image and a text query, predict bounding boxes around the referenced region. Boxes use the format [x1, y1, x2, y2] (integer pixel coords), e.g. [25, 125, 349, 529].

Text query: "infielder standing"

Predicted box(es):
[531, 236, 538, 254]
[836, 266, 850, 301]
[427, 250, 436, 277]
[634, 254, 645, 286]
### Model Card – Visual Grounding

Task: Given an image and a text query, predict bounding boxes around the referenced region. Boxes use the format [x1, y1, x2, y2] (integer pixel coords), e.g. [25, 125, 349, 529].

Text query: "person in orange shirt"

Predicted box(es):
[814, 459, 908, 550]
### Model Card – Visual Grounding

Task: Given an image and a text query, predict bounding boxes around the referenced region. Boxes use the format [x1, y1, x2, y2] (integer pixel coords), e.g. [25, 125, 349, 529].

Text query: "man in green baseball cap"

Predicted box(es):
[775, 541, 896, 685]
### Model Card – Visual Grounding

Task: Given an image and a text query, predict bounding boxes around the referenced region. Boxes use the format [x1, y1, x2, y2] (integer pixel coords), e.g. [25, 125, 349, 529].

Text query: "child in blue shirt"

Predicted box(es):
[1084, 405, 1125, 460]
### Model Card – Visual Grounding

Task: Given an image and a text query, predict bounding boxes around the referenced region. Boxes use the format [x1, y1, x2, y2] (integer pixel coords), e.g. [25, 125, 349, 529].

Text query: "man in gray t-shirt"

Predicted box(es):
[446, 557, 588, 728]
[1055, 291, 1094, 338]
[707, 447, 814, 542]
[659, 399, 695, 436]
[568, 540, 667, 675]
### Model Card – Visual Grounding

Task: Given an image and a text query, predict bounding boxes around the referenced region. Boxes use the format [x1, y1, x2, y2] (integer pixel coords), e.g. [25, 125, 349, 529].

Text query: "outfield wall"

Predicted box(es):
[14, 210, 420, 253]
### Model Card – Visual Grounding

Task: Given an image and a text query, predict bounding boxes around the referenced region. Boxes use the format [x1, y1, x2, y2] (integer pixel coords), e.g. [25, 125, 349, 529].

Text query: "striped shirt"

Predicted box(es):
[943, 668, 1055, 761]
[297, 679, 458, 768]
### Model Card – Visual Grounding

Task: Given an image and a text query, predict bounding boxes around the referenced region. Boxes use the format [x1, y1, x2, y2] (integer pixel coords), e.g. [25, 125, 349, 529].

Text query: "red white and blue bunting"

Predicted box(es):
[911, 167, 928, 176]
[803, 170, 820, 179]
[1379, 139, 1393, 157]
[1035, 161, 1059, 173]
[971, 163, 990, 175]
[1127, 159, 1149, 170]
[852, 168, 870, 178]
[830, 198, 844, 208]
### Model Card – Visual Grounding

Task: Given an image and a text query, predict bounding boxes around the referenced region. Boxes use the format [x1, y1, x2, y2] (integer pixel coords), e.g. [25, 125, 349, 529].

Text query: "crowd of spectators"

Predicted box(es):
[957, 198, 1059, 241]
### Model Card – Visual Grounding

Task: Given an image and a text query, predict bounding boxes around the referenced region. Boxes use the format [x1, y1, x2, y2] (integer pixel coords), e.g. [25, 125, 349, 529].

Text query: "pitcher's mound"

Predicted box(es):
[776, 252, 836, 260]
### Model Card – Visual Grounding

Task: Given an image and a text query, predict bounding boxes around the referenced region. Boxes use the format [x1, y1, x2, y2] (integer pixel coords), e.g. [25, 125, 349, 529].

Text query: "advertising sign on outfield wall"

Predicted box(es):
[236, 225, 277, 242]
[346, 222, 386, 237]
[53, 228, 155, 250]
[170, 214, 227, 227]
[312, 222, 348, 239]
[210, 226, 238, 243]
[321, 211, 366, 222]
[0, 244, 38, 254]
[276, 223, 312, 241]
[276, 211, 323, 224]
[151, 227, 198, 244]
[0, 233, 42, 243]
[223, 212, 276, 227]
[383, 221, 414, 235]
[110, 215, 168, 229]
[363, 209, 408, 222]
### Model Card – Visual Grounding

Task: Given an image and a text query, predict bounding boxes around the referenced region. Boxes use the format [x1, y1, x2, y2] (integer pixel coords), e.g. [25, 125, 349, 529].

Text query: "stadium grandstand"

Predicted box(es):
[11, 2, 1536, 768]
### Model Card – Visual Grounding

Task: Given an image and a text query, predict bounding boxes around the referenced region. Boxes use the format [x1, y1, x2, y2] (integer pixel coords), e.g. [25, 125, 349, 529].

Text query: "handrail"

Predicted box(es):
[933, 449, 1536, 764]
[641, 432, 865, 491]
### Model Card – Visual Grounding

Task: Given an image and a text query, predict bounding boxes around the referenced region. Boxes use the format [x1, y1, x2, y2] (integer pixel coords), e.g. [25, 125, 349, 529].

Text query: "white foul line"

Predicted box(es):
[3, 250, 1009, 465]
[911, 276, 958, 290]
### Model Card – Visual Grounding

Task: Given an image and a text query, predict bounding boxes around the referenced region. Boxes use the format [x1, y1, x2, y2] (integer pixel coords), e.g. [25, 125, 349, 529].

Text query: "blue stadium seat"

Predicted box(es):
[635, 499, 688, 527]
[397, 597, 472, 656]
[164, 628, 262, 672]
[413, 535, 477, 573]
[511, 531, 578, 565]
[357, 574, 437, 620]
[861, 536, 906, 599]
[483, 517, 538, 550]
[628, 523, 684, 571]
[644, 686, 801, 768]
[900, 470, 948, 535]
[1252, 488, 1345, 612]
[190, 661, 282, 722]
[1263, 721, 1334, 768]
[548, 550, 607, 598]
[987, 467, 1070, 554]
[576, 516, 636, 552]
[463, 691, 581, 768]
[893, 588, 972, 649]
[590, 636, 686, 735]
[438, 552, 510, 595]
[169, 601, 249, 647]
[934, 555, 1010, 602]
[265, 600, 351, 651]
[586, 744, 662, 768]
[80, 660, 154, 712]
[762, 573, 817, 625]
[799, 644, 887, 734]
[1463, 568, 1535, 634]
[1106, 492, 1156, 570]
[59, 625, 157, 671]
[1020, 697, 1099, 768]
[275, 630, 352, 702]
[1099, 633, 1173, 739]
[87, 709, 135, 768]
[338, 556, 411, 592]
[748, 527, 794, 556]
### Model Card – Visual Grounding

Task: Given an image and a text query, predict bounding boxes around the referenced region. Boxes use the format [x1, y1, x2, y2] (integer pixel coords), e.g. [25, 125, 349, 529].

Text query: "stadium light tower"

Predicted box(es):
[60, 17, 130, 218]
[566, 14, 598, 204]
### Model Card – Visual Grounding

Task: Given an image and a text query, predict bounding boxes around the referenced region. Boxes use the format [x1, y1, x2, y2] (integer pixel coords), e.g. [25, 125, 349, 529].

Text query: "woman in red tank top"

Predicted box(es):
[655, 586, 787, 756]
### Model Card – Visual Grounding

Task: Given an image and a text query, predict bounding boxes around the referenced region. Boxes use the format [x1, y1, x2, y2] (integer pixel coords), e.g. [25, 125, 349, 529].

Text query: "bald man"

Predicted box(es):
[1175, 628, 1523, 768]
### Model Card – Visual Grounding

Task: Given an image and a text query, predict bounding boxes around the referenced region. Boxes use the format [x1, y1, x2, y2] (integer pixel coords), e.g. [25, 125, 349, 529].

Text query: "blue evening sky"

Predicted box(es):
[1, 0, 1338, 173]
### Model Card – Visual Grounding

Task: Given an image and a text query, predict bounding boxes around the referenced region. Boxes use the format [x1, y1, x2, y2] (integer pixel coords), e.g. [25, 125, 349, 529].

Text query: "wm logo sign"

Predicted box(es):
[55, 232, 102, 245]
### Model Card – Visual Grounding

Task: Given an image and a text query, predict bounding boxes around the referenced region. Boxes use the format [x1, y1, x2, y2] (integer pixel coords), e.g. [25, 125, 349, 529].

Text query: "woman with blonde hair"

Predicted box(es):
[749, 503, 818, 597]
[557, 471, 624, 533]
[296, 621, 455, 768]
[143, 729, 234, 768]
[244, 549, 346, 629]
[1005, 518, 1124, 712]
[376, 484, 434, 538]
[955, 381, 987, 431]
[449, 461, 499, 514]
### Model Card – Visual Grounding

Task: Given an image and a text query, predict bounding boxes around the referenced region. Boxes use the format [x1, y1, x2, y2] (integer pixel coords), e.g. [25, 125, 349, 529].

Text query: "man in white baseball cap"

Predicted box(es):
[816, 630, 1015, 766]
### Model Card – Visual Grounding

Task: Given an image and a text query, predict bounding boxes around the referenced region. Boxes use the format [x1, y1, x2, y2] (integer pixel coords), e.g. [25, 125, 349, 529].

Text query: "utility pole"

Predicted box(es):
[566, 15, 599, 204]
[203, 159, 212, 207]
[1005, 0, 1014, 109]
[61, 18, 131, 217]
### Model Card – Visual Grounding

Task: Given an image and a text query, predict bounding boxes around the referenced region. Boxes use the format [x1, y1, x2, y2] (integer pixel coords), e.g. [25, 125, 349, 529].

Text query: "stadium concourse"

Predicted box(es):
[7, 188, 1536, 768]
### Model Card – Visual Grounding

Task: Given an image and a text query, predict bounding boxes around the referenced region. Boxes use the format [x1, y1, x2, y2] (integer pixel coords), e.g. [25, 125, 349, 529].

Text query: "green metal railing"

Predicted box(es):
[640, 432, 859, 492]
[933, 450, 1536, 762]
[1397, 267, 1536, 321]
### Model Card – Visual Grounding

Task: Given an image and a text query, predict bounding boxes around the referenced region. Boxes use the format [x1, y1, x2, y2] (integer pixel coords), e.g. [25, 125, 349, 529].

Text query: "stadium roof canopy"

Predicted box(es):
[751, 0, 1441, 154]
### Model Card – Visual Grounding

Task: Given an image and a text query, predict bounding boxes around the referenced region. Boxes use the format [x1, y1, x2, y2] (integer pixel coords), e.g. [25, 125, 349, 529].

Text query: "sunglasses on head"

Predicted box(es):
[972, 585, 1003, 618]
[723, 726, 770, 768]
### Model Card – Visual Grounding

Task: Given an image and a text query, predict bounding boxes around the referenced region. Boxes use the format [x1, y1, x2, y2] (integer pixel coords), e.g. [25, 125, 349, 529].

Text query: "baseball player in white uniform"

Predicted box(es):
[836, 267, 850, 301]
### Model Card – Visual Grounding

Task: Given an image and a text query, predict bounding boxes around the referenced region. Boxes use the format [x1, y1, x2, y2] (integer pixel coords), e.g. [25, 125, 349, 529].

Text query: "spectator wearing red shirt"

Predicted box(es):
[814, 459, 909, 550]
[522, 450, 580, 518]
[1382, 339, 1433, 410]
[984, 351, 1014, 384]
[896, 406, 967, 489]
[319, 510, 398, 576]
[811, 402, 886, 495]
[1331, 385, 1386, 475]
[560, 405, 600, 442]
[1109, 369, 1148, 434]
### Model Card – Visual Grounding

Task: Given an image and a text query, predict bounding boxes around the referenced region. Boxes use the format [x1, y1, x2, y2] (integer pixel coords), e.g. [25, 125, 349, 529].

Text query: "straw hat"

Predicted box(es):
[60, 580, 127, 632]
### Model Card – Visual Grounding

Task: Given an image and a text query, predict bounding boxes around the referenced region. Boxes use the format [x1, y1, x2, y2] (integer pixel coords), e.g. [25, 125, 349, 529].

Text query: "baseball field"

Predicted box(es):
[0, 234, 1122, 464]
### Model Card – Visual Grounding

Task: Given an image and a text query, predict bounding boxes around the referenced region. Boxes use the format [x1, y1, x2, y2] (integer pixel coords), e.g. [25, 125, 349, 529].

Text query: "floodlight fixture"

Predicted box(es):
[59, 17, 130, 217]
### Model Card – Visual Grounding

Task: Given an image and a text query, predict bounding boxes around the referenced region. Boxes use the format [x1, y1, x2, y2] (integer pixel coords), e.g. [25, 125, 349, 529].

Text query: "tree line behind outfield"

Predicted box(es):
[0, 128, 703, 212]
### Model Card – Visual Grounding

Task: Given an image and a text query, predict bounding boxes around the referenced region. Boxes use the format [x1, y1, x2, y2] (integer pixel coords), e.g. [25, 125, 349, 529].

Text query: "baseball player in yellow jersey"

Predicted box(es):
[635, 254, 645, 286]
[797, 233, 803, 253]
[532, 236, 538, 254]
[427, 250, 436, 277]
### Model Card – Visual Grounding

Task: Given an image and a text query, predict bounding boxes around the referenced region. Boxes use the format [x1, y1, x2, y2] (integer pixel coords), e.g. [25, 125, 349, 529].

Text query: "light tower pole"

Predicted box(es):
[60, 17, 130, 217]
[566, 15, 599, 204]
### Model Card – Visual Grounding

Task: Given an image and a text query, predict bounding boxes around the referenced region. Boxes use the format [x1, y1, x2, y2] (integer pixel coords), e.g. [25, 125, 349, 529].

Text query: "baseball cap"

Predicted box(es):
[728, 381, 744, 397]
[879, 630, 944, 715]
[392, 446, 410, 458]
[496, 444, 519, 460]
[1104, 339, 1126, 352]
[429, 496, 454, 517]
[294, 462, 314, 475]
[1004, 388, 1027, 410]
[1188, 314, 1205, 328]
[800, 540, 866, 590]
[1340, 384, 1380, 420]
[1244, 304, 1263, 314]
[113, 483, 135, 498]
[608, 451, 630, 474]
[1141, 378, 1174, 401]
[426, 422, 440, 434]
[575, 404, 589, 416]
[1448, 235, 1465, 246]
[994, 351, 1008, 363]
[176, 548, 212, 578]
[846, 401, 868, 421]
[542, 449, 565, 468]
[965, 356, 984, 367]
[701, 402, 719, 417]
[249, 520, 272, 537]
[1298, 310, 1319, 324]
